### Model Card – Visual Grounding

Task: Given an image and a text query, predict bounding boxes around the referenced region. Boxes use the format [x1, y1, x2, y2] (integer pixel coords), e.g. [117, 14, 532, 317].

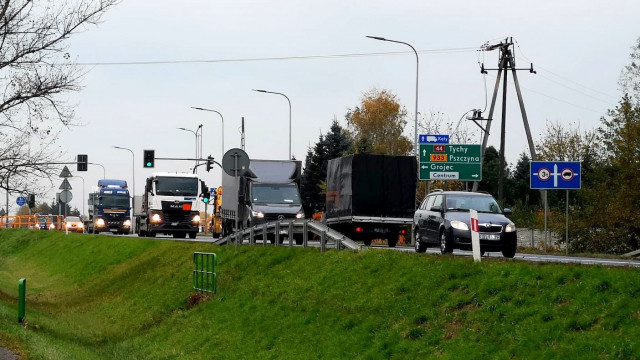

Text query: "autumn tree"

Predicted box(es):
[0, 0, 117, 210]
[345, 89, 412, 155]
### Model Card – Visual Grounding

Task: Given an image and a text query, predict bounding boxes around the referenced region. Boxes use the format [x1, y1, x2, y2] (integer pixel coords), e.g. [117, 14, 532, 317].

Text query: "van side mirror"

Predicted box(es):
[503, 208, 512, 215]
[430, 206, 442, 212]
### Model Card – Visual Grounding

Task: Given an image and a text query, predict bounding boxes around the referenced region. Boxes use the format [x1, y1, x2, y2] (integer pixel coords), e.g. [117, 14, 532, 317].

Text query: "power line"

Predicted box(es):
[514, 40, 619, 101]
[72, 47, 478, 66]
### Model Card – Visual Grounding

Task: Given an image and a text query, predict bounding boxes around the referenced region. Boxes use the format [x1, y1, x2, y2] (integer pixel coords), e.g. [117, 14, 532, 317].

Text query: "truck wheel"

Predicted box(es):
[363, 239, 372, 247]
[189, 232, 197, 239]
[148, 231, 156, 238]
[388, 238, 398, 248]
[415, 230, 427, 253]
[293, 233, 303, 245]
[440, 230, 453, 254]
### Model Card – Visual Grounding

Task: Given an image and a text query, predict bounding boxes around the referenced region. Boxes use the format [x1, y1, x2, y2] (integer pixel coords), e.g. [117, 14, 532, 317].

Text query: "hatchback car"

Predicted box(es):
[62, 216, 85, 233]
[413, 190, 517, 258]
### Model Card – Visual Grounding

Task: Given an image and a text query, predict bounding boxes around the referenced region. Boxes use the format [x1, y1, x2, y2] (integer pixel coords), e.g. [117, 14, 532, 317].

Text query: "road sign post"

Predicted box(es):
[530, 161, 581, 254]
[419, 144, 482, 181]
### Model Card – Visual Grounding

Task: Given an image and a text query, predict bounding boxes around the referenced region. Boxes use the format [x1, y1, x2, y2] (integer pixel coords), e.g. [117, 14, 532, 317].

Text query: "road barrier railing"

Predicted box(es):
[213, 219, 360, 251]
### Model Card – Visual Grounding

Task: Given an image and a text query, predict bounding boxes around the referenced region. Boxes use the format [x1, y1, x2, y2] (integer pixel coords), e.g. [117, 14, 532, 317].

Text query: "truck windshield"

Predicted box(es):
[155, 177, 199, 196]
[252, 184, 301, 204]
[100, 195, 130, 208]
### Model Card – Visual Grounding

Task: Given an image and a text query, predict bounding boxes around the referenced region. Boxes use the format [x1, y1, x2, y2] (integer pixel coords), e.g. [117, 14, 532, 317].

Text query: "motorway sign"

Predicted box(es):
[16, 196, 26, 206]
[419, 144, 482, 181]
[530, 161, 581, 189]
[419, 134, 449, 144]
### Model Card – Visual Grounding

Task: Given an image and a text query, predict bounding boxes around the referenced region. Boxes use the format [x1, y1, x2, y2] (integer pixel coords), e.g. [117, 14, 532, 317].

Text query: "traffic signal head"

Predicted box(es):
[28, 194, 35, 208]
[206, 155, 213, 172]
[201, 190, 211, 204]
[77, 154, 88, 171]
[143, 150, 155, 168]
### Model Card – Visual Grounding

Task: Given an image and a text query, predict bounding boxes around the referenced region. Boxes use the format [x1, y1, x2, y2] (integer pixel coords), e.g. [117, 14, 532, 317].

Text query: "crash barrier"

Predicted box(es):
[193, 252, 217, 294]
[213, 219, 361, 251]
[0, 215, 64, 230]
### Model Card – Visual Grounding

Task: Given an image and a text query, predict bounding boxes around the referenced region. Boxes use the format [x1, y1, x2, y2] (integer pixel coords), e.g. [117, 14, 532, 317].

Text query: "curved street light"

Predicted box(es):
[191, 107, 224, 159]
[366, 36, 419, 158]
[178, 126, 202, 172]
[252, 89, 292, 159]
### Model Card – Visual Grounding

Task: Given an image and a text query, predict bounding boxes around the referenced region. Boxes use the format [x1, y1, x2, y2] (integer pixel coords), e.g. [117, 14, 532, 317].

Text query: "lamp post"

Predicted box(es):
[113, 146, 135, 232]
[252, 89, 292, 159]
[89, 162, 106, 179]
[191, 107, 224, 158]
[366, 36, 419, 158]
[178, 126, 202, 172]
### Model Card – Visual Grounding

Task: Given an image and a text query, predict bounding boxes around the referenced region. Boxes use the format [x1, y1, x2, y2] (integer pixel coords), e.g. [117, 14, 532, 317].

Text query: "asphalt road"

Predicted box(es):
[102, 231, 640, 268]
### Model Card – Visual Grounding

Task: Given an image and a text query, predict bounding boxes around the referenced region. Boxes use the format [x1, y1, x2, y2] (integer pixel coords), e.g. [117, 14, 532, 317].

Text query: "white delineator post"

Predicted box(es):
[470, 209, 481, 262]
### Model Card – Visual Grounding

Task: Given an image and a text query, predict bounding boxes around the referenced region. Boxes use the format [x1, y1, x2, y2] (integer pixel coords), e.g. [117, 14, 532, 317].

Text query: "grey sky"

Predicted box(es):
[18, 0, 638, 215]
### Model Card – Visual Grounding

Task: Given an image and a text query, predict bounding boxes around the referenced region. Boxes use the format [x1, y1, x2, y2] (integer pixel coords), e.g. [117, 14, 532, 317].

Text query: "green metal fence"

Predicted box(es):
[193, 252, 217, 294]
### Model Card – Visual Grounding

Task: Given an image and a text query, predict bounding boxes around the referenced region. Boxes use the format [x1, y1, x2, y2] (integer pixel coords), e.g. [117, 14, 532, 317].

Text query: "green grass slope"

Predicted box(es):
[0, 229, 639, 359]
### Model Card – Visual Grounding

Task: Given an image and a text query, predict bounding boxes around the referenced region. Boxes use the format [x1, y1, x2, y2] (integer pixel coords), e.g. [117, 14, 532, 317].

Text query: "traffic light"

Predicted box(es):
[77, 154, 88, 171]
[201, 189, 211, 204]
[206, 155, 214, 172]
[28, 194, 35, 208]
[143, 150, 155, 168]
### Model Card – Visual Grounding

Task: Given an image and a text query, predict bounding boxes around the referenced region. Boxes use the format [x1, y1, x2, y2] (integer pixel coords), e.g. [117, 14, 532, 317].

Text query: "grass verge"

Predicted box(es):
[0, 229, 639, 359]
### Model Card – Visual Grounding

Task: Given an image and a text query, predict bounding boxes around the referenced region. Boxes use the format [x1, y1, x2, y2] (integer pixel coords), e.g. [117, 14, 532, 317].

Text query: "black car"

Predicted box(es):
[413, 190, 517, 258]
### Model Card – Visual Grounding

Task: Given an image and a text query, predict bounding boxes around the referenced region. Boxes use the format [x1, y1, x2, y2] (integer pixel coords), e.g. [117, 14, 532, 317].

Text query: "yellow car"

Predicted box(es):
[62, 216, 85, 233]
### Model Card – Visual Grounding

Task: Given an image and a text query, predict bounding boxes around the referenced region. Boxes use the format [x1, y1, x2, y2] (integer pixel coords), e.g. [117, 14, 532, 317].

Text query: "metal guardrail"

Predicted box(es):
[213, 219, 361, 251]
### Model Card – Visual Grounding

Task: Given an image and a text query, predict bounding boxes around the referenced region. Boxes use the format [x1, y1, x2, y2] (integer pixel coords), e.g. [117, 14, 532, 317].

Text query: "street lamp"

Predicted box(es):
[252, 89, 292, 160]
[191, 107, 224, 158]
[113, 146, 135, 232]
[366, 36, 419, 158]
[178, 125, 202, 171]
[88, 162, 106, 179]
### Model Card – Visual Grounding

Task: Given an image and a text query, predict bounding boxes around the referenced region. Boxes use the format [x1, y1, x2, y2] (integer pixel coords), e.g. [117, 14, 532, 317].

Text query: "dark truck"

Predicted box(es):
[221, 159, 304, 241]
[325, 154, 417, 247]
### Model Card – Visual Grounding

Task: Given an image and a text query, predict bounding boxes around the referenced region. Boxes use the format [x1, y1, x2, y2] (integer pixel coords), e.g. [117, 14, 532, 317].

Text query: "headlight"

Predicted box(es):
[251, 210, 264, 218]
[96, 218, 105, 227]
[151, 213, 162, 223]
[123, 219, 131, 227]
[295, 211, 305, 219]
[66, 223, 72, 229]
[49, 224, 55, 229]
[450, 220, 469, 231]
[192, 215, 201, 223]
[505, 223, 516, 233]
[78, 223, 84, 228]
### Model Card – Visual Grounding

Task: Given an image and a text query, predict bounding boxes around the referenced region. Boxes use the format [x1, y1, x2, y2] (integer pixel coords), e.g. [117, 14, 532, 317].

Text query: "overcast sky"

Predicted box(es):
[15, 0, 639, 215]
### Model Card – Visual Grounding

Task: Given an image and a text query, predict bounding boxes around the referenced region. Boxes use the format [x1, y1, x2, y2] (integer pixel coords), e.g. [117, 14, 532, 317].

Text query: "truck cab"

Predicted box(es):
[136, 173, 205, 239]
[87, 179, 131, 234]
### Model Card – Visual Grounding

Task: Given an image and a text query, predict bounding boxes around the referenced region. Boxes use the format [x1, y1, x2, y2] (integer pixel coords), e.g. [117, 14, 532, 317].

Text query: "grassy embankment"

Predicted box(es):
[0, 229, 640, 359]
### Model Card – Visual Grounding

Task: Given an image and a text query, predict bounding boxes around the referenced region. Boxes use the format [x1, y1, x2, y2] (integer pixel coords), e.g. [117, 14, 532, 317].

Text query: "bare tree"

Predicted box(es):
[620, 37, 640, 105]
[0, 0, 117, 211]
[418, 110, 480, 144]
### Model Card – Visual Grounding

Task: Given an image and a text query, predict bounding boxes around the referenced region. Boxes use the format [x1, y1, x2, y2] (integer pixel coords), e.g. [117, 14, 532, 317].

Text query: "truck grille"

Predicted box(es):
[264, 213, 295, 222]
[162, 213, 191, 223]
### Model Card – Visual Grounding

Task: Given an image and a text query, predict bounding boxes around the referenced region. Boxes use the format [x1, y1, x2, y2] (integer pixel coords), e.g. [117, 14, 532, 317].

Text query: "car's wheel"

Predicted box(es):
[148, 231, 156, 238]
[293, 233, 303, 245]
[173, 232, 186, 239]
[440, 230, 453, 254]
[501, 239, 517, 258]
[388, 238, 398, 248]
[415, 229, 427, 253]
[363, 238, 372, 247]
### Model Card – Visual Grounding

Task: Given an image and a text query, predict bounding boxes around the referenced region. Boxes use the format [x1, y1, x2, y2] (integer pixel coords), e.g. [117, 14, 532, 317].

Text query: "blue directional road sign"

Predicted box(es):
[530, 161, 581, 189]
[16, 196, 26, 206]
[419, 134, 449, 144]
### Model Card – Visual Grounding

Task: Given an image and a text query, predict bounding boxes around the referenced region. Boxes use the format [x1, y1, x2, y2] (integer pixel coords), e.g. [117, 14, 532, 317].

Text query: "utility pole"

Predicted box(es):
[473, 38, 537, 204]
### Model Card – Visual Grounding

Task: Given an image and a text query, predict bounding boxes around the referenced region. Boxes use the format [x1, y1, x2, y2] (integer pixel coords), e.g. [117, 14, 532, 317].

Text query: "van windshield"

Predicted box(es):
[252, 184, 300, 205]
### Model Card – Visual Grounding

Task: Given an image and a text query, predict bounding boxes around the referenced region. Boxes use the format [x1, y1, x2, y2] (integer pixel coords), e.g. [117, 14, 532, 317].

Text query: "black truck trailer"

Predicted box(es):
[325, 154, 417, 247]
